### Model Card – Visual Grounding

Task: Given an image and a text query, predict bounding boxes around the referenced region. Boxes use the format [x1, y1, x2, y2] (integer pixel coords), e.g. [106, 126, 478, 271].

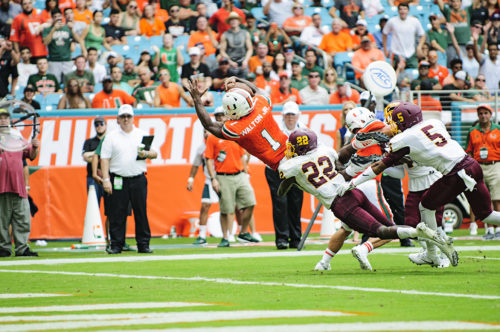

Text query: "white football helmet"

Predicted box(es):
[222, 88, 254, 120]
[345, 107, 375, 132]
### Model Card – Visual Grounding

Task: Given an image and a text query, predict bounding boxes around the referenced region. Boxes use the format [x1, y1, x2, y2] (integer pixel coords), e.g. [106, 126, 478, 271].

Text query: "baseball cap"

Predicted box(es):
[360, 91, 376, 102]
[24, 85, 35, 93]
[213, 106, 225, 115]
[106, 51, 118, 60]
[455, 70, 467, 81]
[282, 101, 299, 115]
[188, 47, 200, 56]
[247, 72, 256, 80]
[491, 11, 500, 20]
[356, 19, 367, 27]
[94, 116, 105, 124]
[337, 77, 347, 85]
[0, 108, 9, 116]
[418, 60, 430, 67]
[219, 57, 229, 64]
[361, 36, 371, 43]
[291, 59, 301, 65]
[279, 71, 289, 79]
[429, 12, 439, 19]
[477, 103, 493, 113]
[379, 15, 389, 22]
[118, 104, 134, 116]
[102, 75, 112, 82]
[284, 47, 294, 53]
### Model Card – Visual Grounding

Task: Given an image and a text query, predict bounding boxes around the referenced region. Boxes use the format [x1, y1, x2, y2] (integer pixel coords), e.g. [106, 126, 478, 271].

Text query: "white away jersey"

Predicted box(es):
[405, 163, 442, 192]
[279, 145, 345, 209]
[389, 119, 466, 175]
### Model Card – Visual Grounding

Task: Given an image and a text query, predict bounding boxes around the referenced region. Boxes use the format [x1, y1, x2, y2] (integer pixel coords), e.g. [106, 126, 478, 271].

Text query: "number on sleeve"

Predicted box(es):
[421, 125, 447, 147]
[261, 129, 281, 151]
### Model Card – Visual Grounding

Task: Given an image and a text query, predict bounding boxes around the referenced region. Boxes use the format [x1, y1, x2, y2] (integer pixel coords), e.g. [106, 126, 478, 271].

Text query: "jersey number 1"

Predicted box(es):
[261, 129, 281, 151]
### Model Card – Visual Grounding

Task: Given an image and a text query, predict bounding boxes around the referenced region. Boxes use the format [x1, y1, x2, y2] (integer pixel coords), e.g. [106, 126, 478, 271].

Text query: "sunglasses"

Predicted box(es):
[170, 8, 179, 12]
[309, 74, 320, 78]
[476, 78, 486, 82]
[453, 66, 462, 69]
[293, 6, 303, 9]
[159, 72, 169, 76]
[94, 122, 105, 127]
[326, 73, 335, 76]
[128, 5, 137, 8]
[119, 114, 132, 119]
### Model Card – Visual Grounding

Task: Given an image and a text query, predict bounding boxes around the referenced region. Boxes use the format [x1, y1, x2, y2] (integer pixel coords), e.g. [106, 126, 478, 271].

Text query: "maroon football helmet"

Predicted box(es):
[286, 128, 318, 158]
[388, 102, 423, 134]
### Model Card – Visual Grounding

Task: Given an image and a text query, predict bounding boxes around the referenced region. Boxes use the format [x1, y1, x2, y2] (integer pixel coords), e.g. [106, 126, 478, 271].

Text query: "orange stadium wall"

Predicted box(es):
[28, 108, 380, 239]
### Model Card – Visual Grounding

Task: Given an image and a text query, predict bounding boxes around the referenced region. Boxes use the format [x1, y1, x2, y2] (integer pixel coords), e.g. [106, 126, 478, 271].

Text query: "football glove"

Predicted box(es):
[351, 132, 391, 150]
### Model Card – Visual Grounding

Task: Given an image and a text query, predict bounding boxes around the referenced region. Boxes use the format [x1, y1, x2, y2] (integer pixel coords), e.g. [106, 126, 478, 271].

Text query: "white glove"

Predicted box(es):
[337, 180, 354, 197]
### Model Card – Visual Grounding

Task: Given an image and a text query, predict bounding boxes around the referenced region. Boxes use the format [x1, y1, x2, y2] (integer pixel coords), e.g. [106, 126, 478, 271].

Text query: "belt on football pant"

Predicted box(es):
[216, 171, 243, 176]
[478, 161, 498, 165]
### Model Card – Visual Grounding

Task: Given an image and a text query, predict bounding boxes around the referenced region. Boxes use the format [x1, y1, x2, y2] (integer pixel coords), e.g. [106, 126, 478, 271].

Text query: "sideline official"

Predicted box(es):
[100, 105, 157, 254]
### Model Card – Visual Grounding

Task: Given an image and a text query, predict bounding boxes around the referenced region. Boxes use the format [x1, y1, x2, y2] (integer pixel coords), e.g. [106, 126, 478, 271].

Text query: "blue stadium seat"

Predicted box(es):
[213, 91, 223, 107]
[44, 93, 63, 111]
[112, 44, 140, 63]
[174, 35, 190, 62]
[251, 7, 266, 21]
[149, 36, 163, 47]
[305, 7, 332, 26]
[72, 44, 82, 59]
[94, 83, 103, 93]
[334, 52, 355, 83]
[34, 94, 44, 108]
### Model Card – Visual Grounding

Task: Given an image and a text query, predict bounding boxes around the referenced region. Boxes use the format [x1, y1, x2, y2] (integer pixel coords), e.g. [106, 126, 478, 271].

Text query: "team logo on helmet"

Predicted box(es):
[345, 107, 375, 133]
[222, 88, 254, 120]
[285, 128, 318, 159]
[388, 102, 423, 134]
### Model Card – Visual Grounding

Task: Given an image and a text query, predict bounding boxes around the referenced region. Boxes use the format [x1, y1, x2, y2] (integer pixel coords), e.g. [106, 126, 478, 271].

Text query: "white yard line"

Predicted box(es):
[0, 310, 350, 331]
[109, 321, 500, 332]
[463, 256, 500, 261]
[0, 293, 71, 299]
[0, 302, 210, 314]
[0, 269, 498, 300]
[0, 245, 499, 267]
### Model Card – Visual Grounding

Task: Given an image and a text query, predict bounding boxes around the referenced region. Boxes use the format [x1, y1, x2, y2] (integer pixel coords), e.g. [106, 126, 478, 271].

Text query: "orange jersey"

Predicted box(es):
[139, 18, 166, 37]
[205, 134, 245, 173]
[156, 83, 180, 107]
[73, 8, 93, 24]
[221, 95, 287, 170]
[10, 12, 47, 57]
[91, 90, 136, 108]
[355, 120, 386, 157]
[188, 30, 218, 56]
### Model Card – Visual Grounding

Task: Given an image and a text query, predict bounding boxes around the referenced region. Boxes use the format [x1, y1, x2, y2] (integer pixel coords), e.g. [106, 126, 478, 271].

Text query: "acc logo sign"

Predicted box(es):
[369, 68, 393, 89]
[362, 61, 397, 97]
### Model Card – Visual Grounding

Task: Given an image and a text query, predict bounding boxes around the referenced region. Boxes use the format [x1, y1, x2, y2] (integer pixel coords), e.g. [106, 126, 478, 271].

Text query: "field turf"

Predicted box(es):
[0, 230, 499, 331]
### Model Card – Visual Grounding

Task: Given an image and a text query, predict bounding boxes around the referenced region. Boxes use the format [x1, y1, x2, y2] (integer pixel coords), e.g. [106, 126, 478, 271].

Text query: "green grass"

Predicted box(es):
[0, 232, 499, 330]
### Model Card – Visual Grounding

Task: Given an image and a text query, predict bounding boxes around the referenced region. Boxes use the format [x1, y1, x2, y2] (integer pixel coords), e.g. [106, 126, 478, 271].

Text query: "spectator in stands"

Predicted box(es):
[426, 13, 449, 54]
[192, 76, 213, 106]
[461, 41, 480, 79]
[17, 47, 36, 89]
[86, 47, 107, 84]
[0, 36, 17, 98]
[283, 47, 298, 73]
[441, 70, 476, 109]
[64, 55, 95, 92]
[104, 9, 127, 45]
[10, 0, 47, 59]
[283, 3, 311, 37]
[27, 57, 60, 95]
[436, 0, 470, 66]
[351, 36, 385, 81]
[362, 0, 383, 18]
[136, 50, 155, 74]
[351, 19, 375, 51]
[93, 76, 136, 108]
[321, 67, 338, 94]
[57, 78, 91, 109]
[181, 47, 211, 90]
[383, 3, 425, 69]
[110, 66, 133, 94]
[262, 0, 292, 27]
[43, 9, 85, 84]
[270, 72, 301, 105]
[74, 0, 92, 24]
[290, 60, 308, 91]
[413, 79, 442, 112]
[219, 12, 253, 78]
[302, 49, 324, 79]
[300, 70, 329, 105]
[178, 0, 198, 22]
[470, 74, 494, 101]
[442, 58, 464, 86]
[359, 90, 376, 111]
[122, 57, 139, 87]
[0, 0, 21, 37]
[373, 15, 389, 50]
[164, 4, 186, 37]
[300, 13, 329, 48]
[248, 42, 273, 74]
[469, 0, 488, 25]
[152, 34, 183, 83]
[188, 2, 208, 32]
[105, 52, 123, 73]
[264, 21, 291, 56]
[64, 8, 87, 38]
[411, 60, 441, 90]
[139, 4, 165, 36]
[188, 16, 218, 57]
[337, 100, 356, 151]
[40, 0, 58, 23]
[329, 78, 360, 104]
[153, 68, 192, 108]
[428, 49, 449, 86]
[255, 60, 278, 94]
[318, 19, 354, 59]
[82, 11, 112, 53]
[211, 57, 231, 90]
[21, 85, 40, 109]
[487, 12, 500, 45]
[270, 52, 288, 81]
[472, 37, 500, 92]
[119, 0, 141, 36]
[132, 66, 158, 105]
[89, 0, 109, 12]
[246, 13, 261, 47]
[332, 0, 365, 29]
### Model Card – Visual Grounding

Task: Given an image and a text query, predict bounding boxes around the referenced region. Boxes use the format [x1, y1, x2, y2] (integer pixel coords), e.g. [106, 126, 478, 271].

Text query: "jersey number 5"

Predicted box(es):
[261, 129, 281, 151]
[421, 125, 447, 147]
[302, 156, 338, 188]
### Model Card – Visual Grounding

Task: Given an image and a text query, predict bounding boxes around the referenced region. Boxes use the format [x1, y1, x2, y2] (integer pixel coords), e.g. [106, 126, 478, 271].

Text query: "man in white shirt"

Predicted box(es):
[100, 105, 158, 254]
[86, 47, 107, 84]
[299, 71, 329, 105]
[262, 0, 293, 27]
[299, 13, 330, 47]
[16, 47, 37, 89]
[472, 40, 500, 92]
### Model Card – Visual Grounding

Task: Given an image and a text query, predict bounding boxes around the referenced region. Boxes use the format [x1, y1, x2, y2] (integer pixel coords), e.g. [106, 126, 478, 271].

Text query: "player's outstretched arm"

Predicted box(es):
[278, 177, 297, 196]
[185, 78, 224, 139]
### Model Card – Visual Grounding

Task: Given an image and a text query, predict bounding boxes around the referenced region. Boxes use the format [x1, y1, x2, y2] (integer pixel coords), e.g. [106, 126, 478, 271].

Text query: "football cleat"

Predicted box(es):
[193, 236, 207, 245]
[408, 251, 442, 267]
[314, 260, 331, 271]
[416, 223, 459, 267]
[237, 232, 259, 243]
[351, 245, 373, 271]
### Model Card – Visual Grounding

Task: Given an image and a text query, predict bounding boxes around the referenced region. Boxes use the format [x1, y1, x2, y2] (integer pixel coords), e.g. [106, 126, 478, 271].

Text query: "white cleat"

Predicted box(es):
[314, 260, 331, 271]
[351, 245, 373, 271]
[408, 251, 441, 267]
[416, 223, 459, 266]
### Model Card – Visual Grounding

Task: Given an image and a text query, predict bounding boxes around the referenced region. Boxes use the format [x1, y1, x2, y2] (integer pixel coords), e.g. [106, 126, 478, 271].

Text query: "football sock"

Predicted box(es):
[199, 225, 207, 239]
[321, 248, 335, 264]
[419, 203, 437, 230]
[483, 211, 500, 226]
[361, 241, 373, 254]
[397, 227, 417, 239]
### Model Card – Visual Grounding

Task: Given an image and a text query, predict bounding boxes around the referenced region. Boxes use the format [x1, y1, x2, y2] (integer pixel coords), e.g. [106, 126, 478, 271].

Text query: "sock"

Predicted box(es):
[321, 248, 335, 264]
[199, 225, 207, 239]
[362, 241, 373, 253]
[483, 211, 500, 226]
[419, 203, 437, 230]
[397, 227, 417, 239]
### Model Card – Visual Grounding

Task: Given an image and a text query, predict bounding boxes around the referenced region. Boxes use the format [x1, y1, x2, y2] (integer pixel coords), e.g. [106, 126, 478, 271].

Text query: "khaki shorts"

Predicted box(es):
[481, 162, 500, 201]
[216, 172, 256, 214]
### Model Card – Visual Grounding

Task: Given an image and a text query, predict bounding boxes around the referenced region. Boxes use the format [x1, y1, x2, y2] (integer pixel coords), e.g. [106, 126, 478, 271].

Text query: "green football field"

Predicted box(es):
[1, 231, 500, 331]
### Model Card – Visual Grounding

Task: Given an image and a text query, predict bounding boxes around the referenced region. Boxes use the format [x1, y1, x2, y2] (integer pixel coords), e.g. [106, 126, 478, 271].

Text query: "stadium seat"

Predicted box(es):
[213, 91, 223, 107]
[174, 35, 190, 62]
[250, 7, 266, 21]
[33, 94, 44, 108]
[305, 7, 332, 26]
[44, 93, 63, 111]
[112, 44, 140, 63]
[94, 83, 103, 93]
[149, 35, 163, 47]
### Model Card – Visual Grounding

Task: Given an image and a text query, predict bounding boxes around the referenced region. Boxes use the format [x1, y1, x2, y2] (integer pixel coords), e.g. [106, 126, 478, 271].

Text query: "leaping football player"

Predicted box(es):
[277, 128, 454, 271]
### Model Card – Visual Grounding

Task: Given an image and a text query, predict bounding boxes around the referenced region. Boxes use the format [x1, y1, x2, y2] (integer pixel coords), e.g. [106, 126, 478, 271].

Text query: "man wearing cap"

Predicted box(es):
[248, 43, 273, 74]
[270, 72, 301, 105]
[329, 78, 360, 104]
[181, 46, 212, 91]
[351, 35, 384, 80]
[351, 19, 375, 50]
[411, 60, 441, 90]
[21, 85, 40, 109]
[92, 76, 136, 108]
[300, 14, 330, 47]
[265, 101, 305, 249]
[282, 4, 311, 36]
[83, 116, 107, 207]
[300, 70, 329, 105]
[0, 108, 40, 257]
[100, 105, 158, 254]
[426, 13, 449, 54]
[219, 11, 253, 78]
[466, 104, 500, 239]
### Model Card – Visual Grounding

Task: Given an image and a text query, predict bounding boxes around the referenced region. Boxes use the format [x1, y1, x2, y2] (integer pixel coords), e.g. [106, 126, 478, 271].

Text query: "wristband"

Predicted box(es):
[187, 177, 194, 185]
[103, 178, 110, 182]
[25, 186, 30, 190]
